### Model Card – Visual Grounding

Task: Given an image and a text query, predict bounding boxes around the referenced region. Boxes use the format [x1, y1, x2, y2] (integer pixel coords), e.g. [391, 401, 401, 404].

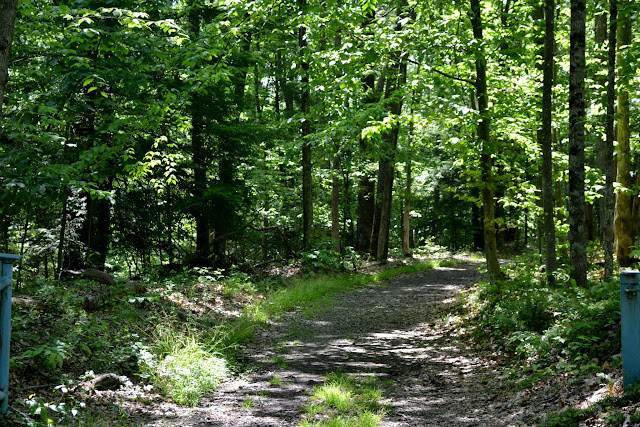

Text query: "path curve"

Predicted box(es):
[137, 262, 510, 426]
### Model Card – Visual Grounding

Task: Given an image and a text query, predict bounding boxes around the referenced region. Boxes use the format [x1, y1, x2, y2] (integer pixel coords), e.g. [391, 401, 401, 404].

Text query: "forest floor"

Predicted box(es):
[78, 258, 622, 426]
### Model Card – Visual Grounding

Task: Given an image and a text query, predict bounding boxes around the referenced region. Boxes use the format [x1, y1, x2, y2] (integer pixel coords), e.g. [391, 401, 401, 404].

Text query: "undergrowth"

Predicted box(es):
[467, 256, 620, 384]
[460, 251, 632, 423]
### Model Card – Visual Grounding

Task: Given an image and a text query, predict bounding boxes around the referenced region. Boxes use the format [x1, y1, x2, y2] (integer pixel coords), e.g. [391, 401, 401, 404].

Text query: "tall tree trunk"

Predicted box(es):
[331, 155, 340, 253]
[403, 124, 413, 258]
[603, 0, 617, 281]
[541, 0, 557, 285]
[469, 0, 503, 282]
[0, 0, 18, 121]
[189, 5, 210, 263]
[614, 4, 633, 266]
[568, 0, 587, 286]
[299, 0, 313, 251]
[355, 8, 378, 254]
[375, 2, 409, 262]
[595, 12, 607, 244]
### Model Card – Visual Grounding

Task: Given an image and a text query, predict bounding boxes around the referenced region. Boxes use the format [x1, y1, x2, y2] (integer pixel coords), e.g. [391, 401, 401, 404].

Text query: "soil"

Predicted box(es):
[79, 260, 621, 426]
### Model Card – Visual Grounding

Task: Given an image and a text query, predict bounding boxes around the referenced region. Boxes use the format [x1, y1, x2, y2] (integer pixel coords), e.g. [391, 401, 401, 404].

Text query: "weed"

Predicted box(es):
[302, 373, 387, 426]
[269, 375, 283, 386]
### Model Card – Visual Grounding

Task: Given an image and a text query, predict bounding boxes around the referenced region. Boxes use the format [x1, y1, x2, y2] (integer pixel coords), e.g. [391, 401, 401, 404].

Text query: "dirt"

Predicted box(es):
[87, 260, 620, 426]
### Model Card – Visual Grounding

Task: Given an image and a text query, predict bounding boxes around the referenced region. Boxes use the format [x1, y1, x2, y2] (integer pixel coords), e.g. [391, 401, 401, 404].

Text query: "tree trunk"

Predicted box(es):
[299, 0, 313, 251]
[469, 0, 503, 282]
[0, 0, 18, 121]
[355, 8, 378, 254]
[603, 0, 617, 281]
[614, 5, 633, 266]
[375, 3, 409, 262]
[189, 5, 211, 264]
[403, 128, 413, 258]
[356, 176, 376, 253]
[331, 155, 340, 253]
[541, 0, 557, 285]
[568, 0, 588, 286]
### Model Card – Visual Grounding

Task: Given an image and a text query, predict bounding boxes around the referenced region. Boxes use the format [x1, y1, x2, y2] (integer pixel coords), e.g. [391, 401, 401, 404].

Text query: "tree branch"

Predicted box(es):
[407, 58, 475, 86]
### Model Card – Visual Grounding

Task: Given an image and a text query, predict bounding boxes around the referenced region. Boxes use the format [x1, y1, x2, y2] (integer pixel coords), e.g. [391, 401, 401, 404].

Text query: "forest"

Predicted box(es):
[1, 0, 640, 425]
[0, 0, 638, 283]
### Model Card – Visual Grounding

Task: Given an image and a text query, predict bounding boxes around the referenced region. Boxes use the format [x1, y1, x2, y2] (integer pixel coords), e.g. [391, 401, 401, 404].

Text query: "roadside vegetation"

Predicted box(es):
[452, 250, 635, 425]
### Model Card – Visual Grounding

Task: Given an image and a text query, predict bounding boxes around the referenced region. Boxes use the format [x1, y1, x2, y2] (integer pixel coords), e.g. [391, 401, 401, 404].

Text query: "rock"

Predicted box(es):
[79, 373, 126, 392]
[81, 269, 117, 286]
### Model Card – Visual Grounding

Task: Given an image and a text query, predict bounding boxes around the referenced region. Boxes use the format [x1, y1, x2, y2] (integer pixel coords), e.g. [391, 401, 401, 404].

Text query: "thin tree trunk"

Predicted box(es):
[614, 4, 633, 266]
[595, 12, 607, 244]
[403, 132, 413, 258]
[189, 5, 210, 263]
[299, 0, 313, 251]
[331, 155, 340, 253]
[541, 0, 557, 285]
[568, 0, 588, 286]
[470, 0, 503, 282]
[57, 191, 68, 279]
[375, 3, 409, 262]
[0, 0, 18, 121]
[603, 0, 617, 281]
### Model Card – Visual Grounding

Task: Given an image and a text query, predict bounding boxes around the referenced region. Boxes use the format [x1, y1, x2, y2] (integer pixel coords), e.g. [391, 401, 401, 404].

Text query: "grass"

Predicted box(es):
[300, 373, 388, 426]
[139, 332, 228, 406]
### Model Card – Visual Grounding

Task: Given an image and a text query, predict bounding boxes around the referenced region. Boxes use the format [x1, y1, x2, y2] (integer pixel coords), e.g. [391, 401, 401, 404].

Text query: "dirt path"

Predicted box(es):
[129, 262, 522, 426]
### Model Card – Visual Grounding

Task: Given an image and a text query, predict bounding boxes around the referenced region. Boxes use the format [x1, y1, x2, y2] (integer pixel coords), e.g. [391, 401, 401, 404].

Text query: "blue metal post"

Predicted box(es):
[621, 270, 640, 389]
[0, 254, 20, 415]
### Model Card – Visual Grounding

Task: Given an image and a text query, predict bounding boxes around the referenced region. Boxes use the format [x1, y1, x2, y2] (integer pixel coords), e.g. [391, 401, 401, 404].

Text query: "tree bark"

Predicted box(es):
[614, 4, 633, 266]
[299, 0, 313, 251]
[189, 5, 211, 264]
[355, 8, 378, 254]
[603, 0, 617, 281]
[375, 2, 409, 262]
[403, 124, 413, 258]
[0, 0, 18, 121]
[356, 176, 376, 253]
[541, 0, 557, 285]
[469, 0, 503, 282]
[331, 155, 341, 253]
[568, 0, 587, 286]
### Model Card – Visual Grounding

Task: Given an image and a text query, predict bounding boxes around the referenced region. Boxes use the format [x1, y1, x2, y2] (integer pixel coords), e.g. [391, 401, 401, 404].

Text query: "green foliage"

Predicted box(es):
[301, 372, 387, 426]
[301, 246, 360, 272]
[467, 255, 621, 382]
[141, 337, 228, 406]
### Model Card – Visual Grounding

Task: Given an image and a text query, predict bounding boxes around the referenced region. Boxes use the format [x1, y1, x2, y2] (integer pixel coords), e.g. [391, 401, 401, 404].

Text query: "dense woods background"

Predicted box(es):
[0, 0, 639, 284]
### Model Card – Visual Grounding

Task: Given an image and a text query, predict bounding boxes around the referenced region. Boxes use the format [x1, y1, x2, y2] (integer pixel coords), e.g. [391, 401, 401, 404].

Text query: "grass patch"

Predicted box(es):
[140, 333, 228, 406]
[301, 373, 388, 426]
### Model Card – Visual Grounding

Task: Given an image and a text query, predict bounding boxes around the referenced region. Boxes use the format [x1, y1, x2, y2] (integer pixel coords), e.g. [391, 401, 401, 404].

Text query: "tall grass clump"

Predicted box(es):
[141, 321, 229, 406]
[301, 372, 387, 426]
